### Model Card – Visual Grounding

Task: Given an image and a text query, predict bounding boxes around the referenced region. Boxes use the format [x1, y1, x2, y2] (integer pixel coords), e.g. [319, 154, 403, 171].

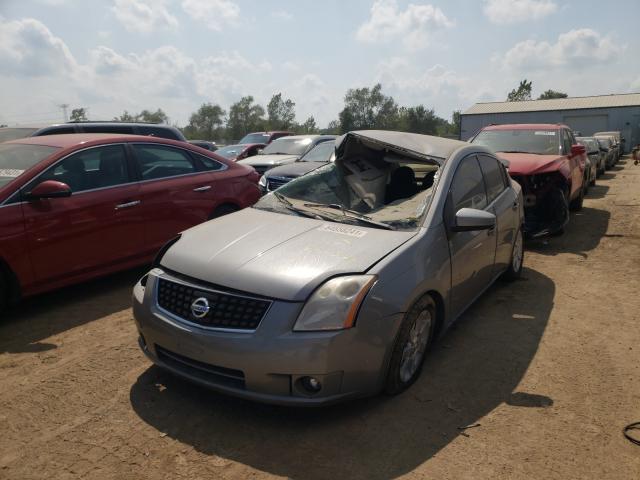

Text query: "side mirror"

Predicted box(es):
[570, 144, 586, 156]
[451, 208, 496, 232]
[26, 180, 72, 199]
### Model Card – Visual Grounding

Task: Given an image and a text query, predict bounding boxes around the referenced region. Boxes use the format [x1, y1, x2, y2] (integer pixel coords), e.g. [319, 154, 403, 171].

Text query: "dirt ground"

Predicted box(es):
[1, 158, 639, 480]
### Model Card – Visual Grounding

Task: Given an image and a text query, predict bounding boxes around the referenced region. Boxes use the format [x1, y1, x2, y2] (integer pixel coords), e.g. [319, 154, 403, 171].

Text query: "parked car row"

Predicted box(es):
[470, 124, 622, 237]
[0, 121, 625, 407]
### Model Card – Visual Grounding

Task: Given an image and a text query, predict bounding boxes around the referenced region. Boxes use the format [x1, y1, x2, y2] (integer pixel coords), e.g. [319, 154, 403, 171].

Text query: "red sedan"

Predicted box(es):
[0, 134, 261, 311]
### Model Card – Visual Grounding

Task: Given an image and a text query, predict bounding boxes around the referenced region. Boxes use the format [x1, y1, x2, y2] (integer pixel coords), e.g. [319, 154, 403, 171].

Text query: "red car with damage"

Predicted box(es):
[471, 124, 587, 237]
[0, 134, 261, 312]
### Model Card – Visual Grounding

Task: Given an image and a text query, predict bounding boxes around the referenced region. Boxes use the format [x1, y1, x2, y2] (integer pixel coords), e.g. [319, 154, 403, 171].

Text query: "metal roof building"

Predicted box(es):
[460, 93, 640, 152]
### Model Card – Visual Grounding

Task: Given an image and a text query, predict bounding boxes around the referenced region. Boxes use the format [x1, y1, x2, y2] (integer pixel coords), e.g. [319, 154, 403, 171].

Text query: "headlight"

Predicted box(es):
[259, 175, 267, 188]
[293, 275, 377, 331]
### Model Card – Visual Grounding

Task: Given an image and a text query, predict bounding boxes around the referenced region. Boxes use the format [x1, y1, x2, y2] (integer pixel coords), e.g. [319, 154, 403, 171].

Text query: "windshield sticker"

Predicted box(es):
[534, 131, 556, 136]
[0, 169, 24, 178]
[318, 224, 367, 238]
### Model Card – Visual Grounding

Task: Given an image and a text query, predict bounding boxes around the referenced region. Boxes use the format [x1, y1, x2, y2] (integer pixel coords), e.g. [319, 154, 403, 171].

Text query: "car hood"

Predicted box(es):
[160, 208, 416, 302]
[238, 153, 298, 167]
[497, 152, 567, 176]
[265, 161, 327, 178]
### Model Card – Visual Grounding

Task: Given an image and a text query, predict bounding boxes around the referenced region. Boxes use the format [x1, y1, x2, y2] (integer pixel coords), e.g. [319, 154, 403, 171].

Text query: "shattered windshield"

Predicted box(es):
[254, 153, 439, 231]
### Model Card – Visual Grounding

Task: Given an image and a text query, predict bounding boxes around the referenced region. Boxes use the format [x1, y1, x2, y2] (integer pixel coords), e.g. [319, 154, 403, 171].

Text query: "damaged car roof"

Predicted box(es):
[336, 130, 467, 164]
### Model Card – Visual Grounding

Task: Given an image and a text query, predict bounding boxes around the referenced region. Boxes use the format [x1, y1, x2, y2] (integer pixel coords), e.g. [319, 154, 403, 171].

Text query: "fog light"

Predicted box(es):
[300, 376, 322, 394]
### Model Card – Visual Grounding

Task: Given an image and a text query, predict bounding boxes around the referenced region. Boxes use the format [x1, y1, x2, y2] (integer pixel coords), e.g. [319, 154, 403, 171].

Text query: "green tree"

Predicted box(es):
[267, 93, 296, 130]
[321, 119, 341, 135]
[114, 110, 137, 122]
[538, 89, 568, 100]
[397, 105, 441, 135]
[297, 116, 318, 134]
[137, 108, 168, 124]
[506, 79, 533, 102]
[338, 83, 399, 132]
[70, 108, 87, 122]
[184, 103, 226, 140]
[226, 96, 266, 141]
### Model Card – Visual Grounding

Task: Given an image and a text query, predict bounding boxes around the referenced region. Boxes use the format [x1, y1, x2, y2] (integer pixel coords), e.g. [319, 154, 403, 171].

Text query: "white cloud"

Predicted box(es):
[181, 0, 240, 30]
[271, 10, 293, 21]
[112, 0, 178, 33]
[501, 29, 621, 70]
[0, 17, 78, 77]
[483, 0, 557, 24]
[356, 0, 453, 50]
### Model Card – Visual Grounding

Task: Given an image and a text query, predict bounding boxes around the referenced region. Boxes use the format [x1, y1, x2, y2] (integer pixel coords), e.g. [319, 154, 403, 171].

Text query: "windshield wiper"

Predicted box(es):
[273, 192, 319, 219]
[303, 202, 394, 230]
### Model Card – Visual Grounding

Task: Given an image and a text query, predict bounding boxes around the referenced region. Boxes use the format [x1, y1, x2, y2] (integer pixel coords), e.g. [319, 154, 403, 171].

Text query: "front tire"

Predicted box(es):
[569, 186, 584, 211]
[385, 295, 436, 395]
[502, 228, 524, 281]
[0, 273, 7, 316]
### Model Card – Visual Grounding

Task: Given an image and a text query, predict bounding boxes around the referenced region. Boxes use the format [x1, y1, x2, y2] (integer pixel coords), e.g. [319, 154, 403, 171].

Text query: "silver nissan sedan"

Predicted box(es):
[133, 130, 524, 406]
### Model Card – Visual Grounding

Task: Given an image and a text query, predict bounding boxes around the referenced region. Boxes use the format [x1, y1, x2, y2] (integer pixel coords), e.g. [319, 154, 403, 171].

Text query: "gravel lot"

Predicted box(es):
[1, 158, 639, 480]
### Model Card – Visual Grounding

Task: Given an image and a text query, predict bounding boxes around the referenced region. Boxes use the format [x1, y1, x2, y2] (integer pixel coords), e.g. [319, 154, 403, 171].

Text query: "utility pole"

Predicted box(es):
[58, 103, 69, 122]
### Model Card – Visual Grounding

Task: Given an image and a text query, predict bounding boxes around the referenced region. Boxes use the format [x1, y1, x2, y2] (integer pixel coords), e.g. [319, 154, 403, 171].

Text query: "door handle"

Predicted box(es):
[193, 186, 212, 192]
[115, 200, 141, 210]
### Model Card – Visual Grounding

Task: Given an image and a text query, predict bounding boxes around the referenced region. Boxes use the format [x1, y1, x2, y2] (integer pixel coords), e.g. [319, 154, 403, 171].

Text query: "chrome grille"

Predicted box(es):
[156, 277, 271, 330]
[266, 176, 293, 191]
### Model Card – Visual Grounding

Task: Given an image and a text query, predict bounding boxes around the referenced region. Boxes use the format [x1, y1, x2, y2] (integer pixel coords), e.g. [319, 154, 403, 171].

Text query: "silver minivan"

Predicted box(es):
[133, 131, 524, 406]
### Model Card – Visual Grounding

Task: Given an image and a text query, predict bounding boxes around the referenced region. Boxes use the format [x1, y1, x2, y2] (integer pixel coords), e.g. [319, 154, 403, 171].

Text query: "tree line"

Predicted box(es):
[104, 84, 461, 143]
[70, 79, 564, 143]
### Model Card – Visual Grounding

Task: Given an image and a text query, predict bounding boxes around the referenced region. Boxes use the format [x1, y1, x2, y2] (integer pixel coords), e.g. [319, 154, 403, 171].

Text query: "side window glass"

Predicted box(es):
[562, 130, 572, 155]
[38, 145, 129, 192]
[132, 144, 196, 180]
[38, 126, 76, 136]
[450, 156, 487, 211]
[82, 125, 133, 134]
[137, 126, 180, 140]
[477, 155, 506, 204]
[194, 153, 224, 171]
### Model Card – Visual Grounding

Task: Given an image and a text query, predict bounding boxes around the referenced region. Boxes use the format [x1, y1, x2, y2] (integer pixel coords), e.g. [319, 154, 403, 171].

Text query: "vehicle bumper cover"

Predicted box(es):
[133, 271, 401, 406]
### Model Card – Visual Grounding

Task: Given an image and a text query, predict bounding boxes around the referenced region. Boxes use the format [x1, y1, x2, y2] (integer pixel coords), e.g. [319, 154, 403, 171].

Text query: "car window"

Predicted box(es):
[81, 125, 133, 135]
[450, 156, 487, 211]
[37, 126, 76, 136]
[132, 144, 196, 180]
[137, 126, 182, 141]
[192, 152, 225, 171]
[0, 144, 60, 189]
[299, 141, 335, 163]
[38, 145, 129, 192]
[477, 155, 506, 204]
[561, 130, 572, 155]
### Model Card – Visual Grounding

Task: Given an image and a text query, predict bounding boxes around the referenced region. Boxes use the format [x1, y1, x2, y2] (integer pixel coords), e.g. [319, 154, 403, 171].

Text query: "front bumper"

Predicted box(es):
[512, 175, 569, 238]
[133, 270, 400, 406]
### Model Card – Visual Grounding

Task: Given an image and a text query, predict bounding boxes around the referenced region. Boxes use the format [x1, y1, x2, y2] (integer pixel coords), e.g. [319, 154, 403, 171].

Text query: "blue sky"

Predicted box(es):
[1, 0, 638, 128]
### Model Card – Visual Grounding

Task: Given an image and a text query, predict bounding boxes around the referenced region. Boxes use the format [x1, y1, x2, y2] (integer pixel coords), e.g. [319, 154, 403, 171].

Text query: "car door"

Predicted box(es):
[477, 154, 518, 276]
[130, 143, 230, 256]
[563, 129, 583, 198]
[20, 144, 143, 285]
[445, 155, 497, 318]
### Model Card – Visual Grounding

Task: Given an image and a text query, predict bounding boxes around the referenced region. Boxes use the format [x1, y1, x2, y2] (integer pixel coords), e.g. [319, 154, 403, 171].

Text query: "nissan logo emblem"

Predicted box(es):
[190, 297, 210, 318]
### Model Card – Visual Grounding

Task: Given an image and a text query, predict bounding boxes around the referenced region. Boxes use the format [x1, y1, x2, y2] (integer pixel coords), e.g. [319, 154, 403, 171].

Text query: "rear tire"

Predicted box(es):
[209, 204, 239, 219]
[385, 295, 436, 395]
[502, 228, 524, 281]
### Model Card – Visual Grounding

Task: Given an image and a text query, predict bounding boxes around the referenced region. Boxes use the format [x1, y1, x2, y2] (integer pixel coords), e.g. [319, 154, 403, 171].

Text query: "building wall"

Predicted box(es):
[460, 106, 640, 152]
